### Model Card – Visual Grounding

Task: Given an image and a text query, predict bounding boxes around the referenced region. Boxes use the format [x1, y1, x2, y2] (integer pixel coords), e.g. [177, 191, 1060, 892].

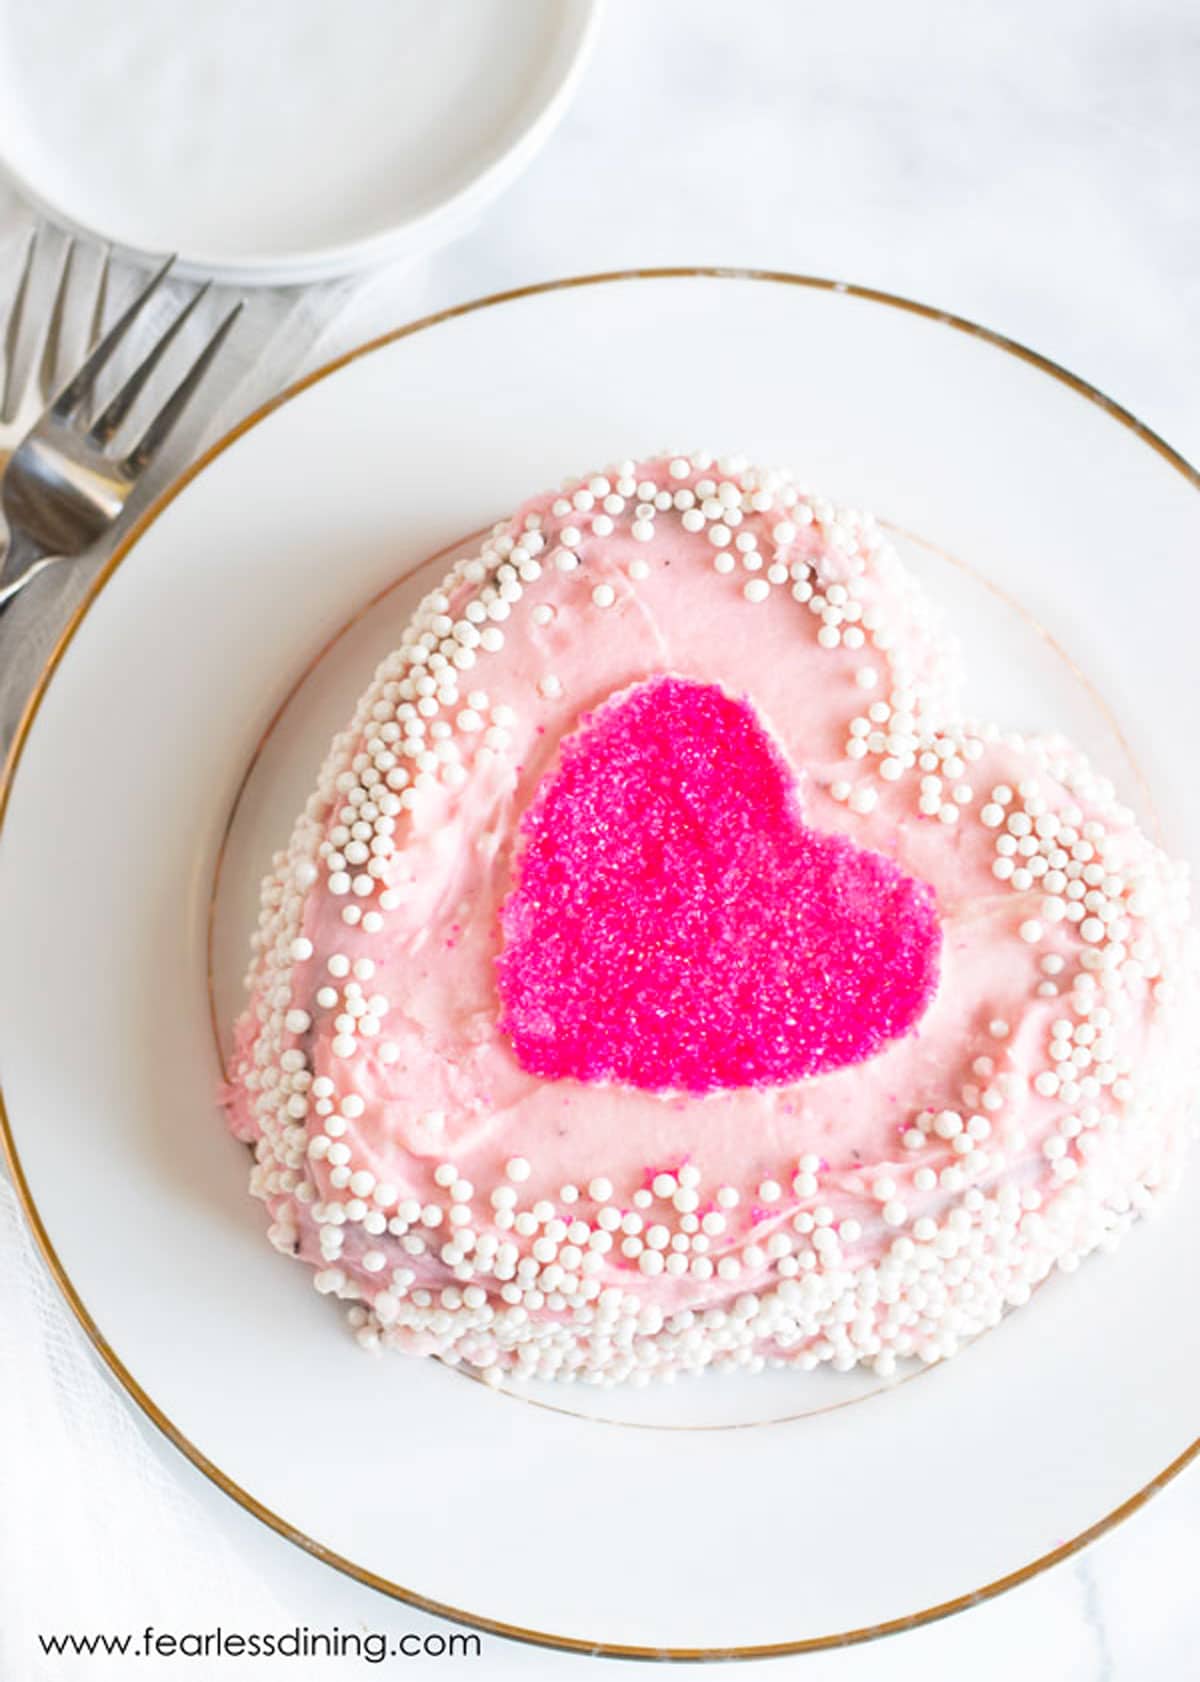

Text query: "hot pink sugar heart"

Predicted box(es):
[497, 676, 942, 1095]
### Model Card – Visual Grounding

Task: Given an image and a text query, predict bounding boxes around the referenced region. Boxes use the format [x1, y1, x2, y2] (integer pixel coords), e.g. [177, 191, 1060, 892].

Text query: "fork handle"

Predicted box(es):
[0, 529, 55, 613]
[0, 554, 56, 611]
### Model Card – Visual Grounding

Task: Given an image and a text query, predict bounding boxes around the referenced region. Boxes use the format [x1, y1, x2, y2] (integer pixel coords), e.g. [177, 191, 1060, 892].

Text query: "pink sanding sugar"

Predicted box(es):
[497, 676, 941, 1095]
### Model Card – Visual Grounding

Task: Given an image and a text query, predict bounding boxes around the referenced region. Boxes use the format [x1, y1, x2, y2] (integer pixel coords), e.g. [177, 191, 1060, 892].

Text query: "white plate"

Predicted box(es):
[2, 271, 1198, 1657]
[0, 0, 600, 284]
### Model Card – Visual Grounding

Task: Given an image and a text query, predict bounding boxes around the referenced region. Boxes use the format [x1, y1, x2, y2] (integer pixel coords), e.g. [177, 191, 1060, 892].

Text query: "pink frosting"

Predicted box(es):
[224, 452, 1198, 1385]
[498, 675, 941, 1094]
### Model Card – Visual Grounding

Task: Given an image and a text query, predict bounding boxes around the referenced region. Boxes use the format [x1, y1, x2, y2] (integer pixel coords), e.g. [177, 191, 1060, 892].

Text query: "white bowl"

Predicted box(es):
[0, 0, 602, 283]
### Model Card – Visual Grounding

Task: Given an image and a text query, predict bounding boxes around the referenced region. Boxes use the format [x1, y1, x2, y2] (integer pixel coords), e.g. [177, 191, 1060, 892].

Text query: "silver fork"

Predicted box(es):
[0, 232, 241, 610]
[0, 231, 109, 459]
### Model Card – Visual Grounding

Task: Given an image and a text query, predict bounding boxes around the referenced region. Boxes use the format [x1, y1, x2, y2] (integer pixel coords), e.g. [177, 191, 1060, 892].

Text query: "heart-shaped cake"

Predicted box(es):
[225, 452, 1198, 1385]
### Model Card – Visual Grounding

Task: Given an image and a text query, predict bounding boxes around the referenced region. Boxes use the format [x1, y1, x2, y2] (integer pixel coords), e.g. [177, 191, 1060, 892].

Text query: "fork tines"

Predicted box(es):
[3, 227, 242, 472]
[123, 300, 242, 475]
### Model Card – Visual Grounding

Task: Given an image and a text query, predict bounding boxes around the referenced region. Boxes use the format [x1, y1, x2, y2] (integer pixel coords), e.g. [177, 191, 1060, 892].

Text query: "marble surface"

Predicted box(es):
[5, 0, 1199, 1673]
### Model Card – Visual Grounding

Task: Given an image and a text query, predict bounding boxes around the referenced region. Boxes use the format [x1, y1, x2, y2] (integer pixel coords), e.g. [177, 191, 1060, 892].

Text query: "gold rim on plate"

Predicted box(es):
[1, 268, 1198, 1661]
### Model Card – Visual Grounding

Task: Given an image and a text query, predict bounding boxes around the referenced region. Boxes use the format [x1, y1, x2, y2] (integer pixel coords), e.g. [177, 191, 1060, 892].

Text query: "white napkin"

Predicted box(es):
[0, 191, 434, 1679]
